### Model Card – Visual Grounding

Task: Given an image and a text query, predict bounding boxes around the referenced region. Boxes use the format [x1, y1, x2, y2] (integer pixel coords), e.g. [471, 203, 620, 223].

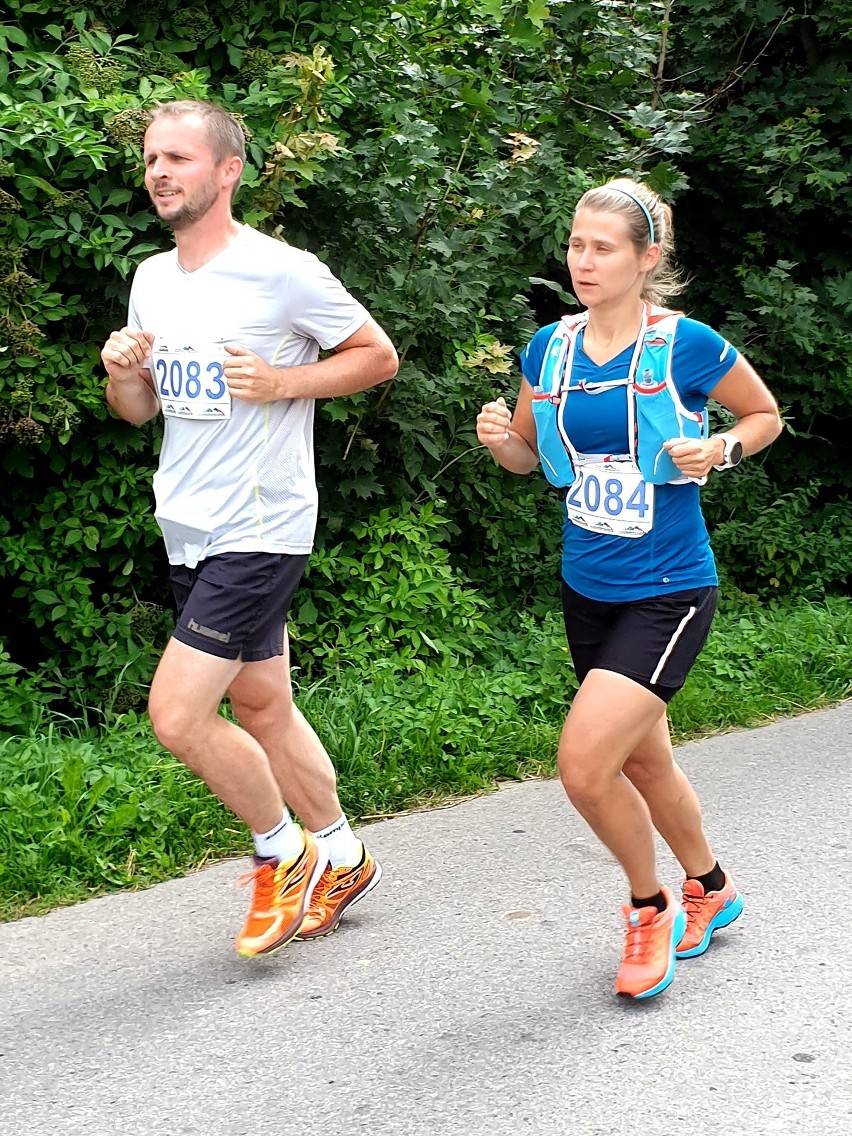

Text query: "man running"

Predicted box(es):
[101, 100, 398, 956]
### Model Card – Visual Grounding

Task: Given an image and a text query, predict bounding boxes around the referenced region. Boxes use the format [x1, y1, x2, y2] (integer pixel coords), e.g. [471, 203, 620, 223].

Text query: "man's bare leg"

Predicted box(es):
[226, 633, 342, 832]
[148, 637, 284, 832]
[148, 636, 325, 957]
[227, 631, 381, 939]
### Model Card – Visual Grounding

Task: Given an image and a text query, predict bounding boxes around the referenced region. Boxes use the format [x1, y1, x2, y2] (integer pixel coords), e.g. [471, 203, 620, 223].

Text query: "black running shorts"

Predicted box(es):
[560, 580, 718, 703]
[168, 552, 309, 662]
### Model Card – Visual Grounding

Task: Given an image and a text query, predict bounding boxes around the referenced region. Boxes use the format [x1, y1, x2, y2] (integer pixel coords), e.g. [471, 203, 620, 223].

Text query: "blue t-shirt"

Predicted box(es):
[519, 317, 737, 602]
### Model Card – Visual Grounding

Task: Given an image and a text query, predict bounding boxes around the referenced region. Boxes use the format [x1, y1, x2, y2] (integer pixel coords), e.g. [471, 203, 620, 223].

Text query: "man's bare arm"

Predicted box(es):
[222, 317, 399, 403]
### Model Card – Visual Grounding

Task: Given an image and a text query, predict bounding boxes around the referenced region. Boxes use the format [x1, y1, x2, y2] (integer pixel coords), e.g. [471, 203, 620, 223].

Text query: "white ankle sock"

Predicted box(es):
[313, 814, 362, 869]
[252, 811, 304, 862]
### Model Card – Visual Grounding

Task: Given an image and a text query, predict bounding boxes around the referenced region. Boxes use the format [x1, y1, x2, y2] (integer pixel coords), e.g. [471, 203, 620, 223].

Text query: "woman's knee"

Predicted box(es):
[558, 744, 610, 810]
[622, 745, 673, 793]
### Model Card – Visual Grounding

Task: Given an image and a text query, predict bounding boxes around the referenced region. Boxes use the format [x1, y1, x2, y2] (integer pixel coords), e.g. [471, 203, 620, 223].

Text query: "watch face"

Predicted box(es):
[730, 439, 744, 466]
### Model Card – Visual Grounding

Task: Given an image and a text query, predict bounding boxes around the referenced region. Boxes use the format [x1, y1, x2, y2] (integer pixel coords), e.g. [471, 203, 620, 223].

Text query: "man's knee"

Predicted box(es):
[233, 705, 294, 744]
[228, 670, 293, 732]
[148, 692, 202, 756]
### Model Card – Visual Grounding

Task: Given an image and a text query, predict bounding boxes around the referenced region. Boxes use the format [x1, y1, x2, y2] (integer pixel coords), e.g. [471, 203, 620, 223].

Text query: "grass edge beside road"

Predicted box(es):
[1, 597, 850, 922]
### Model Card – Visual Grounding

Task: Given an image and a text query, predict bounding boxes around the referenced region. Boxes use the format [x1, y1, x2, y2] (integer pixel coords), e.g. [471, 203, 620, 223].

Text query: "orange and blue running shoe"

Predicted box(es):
[615, 885, 686, 1000]
[676, 872, 743, 959]
[296, 844, 382, 941]
[235, 830, 323, 958]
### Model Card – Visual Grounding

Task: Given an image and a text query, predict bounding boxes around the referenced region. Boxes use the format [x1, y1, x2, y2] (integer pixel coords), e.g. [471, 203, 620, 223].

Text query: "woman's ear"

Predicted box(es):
[642, 243, 661, 273]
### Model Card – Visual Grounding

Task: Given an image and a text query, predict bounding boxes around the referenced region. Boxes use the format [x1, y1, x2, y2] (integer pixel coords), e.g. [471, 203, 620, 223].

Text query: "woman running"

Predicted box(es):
[476, 178, 782, 1000]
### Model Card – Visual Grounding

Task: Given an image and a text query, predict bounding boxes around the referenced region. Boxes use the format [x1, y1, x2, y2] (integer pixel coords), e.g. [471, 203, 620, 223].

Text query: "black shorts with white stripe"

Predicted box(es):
[560, 580, 718, 704]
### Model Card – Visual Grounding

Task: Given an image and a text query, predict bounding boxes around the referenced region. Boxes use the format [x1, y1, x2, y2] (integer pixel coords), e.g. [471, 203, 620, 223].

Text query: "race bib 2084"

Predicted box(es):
[564, 458, 655, 539]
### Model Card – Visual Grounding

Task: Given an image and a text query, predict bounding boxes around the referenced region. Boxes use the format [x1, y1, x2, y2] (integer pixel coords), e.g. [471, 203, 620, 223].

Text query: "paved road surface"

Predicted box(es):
[2, 704, 850, 1136]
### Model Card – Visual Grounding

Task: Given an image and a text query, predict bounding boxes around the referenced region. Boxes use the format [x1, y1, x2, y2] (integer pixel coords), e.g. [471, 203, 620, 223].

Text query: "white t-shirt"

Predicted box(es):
[127, 225, 369, 566]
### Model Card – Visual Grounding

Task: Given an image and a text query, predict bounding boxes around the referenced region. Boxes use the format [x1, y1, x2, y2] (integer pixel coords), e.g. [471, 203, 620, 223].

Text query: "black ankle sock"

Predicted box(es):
[689, 861, 725, 894]
[630, 890, 667, 914]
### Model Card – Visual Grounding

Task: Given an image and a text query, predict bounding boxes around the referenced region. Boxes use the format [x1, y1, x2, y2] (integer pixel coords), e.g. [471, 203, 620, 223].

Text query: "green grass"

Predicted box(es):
[1, 596, 850, 921]
[670, 597, 852, 737]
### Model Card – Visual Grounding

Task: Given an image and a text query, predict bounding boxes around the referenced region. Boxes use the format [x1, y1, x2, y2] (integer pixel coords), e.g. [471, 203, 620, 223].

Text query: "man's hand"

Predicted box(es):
[102, 327, 158, 425]
[476, 397, 513, 449]
[101, 328, 154, 383]
[223, 344, 283, 403]
[663, 437, 724, 480]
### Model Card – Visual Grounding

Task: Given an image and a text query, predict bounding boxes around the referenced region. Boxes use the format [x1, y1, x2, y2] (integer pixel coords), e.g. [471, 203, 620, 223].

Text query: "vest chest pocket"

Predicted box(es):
[531, 390, 576, 488]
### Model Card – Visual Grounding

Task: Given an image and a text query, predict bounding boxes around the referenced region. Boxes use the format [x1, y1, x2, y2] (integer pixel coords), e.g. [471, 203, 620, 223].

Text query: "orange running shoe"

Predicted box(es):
[235, 830, 323, 958]
[676, 872, 743, 959]
[296, 844, 382, 940]
[614, 885, 686, 1000]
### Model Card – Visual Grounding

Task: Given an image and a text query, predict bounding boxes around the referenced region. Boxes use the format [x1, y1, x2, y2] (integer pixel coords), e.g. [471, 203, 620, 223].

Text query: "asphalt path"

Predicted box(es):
[1, 703, 850, 1136]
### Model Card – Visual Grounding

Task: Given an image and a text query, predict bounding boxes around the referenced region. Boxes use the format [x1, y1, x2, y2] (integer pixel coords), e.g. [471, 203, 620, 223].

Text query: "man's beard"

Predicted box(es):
[153, 180, 220, 230]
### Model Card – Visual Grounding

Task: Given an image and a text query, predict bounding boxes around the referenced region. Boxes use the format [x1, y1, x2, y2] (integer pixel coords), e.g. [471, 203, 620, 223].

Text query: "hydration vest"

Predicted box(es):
[531, 303, 708, 490]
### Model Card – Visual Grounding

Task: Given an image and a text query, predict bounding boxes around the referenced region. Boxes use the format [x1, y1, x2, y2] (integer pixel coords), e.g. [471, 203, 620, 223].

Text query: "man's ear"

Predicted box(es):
[222, 155, 243, 189]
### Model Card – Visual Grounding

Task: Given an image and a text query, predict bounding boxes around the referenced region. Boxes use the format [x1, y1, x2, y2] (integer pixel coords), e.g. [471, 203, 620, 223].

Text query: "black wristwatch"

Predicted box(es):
[713, 432, 744, 471]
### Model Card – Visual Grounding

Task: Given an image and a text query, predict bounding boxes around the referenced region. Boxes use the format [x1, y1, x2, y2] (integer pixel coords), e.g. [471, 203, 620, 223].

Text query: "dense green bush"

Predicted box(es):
[670, 0, 852, 587]
[1, 0, 850, 721]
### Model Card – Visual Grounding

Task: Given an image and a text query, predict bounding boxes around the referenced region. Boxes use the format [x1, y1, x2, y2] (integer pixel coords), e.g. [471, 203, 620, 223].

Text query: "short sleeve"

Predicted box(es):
[671, 318, 739, 399]
[519, 322, 560, 387]
[288, 254, 370, 350]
